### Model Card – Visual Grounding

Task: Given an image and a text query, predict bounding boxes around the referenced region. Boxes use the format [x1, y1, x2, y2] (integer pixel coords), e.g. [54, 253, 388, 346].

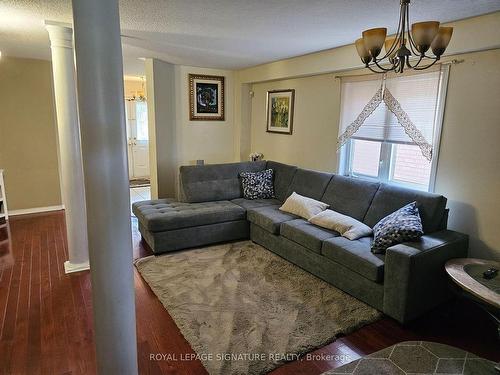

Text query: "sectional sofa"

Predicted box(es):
[132, 160, 468, 323]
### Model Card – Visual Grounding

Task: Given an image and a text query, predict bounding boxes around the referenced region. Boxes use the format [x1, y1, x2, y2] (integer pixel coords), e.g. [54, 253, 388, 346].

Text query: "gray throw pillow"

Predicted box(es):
[240, 169, 274, 200]
[371, 201, 424, 254]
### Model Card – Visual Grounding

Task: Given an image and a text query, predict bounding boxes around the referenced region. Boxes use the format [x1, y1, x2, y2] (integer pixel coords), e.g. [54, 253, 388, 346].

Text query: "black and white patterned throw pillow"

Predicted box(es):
[240, 169, 274, 200]
[371, 201, 424, 254]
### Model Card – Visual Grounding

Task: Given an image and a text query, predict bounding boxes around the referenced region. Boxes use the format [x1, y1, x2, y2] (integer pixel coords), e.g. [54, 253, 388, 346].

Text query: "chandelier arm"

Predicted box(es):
[405, 5, 419, 56]
[366, 64, 390, 74]
[373, 59, 396, 72]
[378, 31, 403, 62]
[412, 57, 439, 70]
[422, 52, 439, 60]
[378, 6, 404, 61]
[397, 60, 405, 74]
[406, 55, 423, 69]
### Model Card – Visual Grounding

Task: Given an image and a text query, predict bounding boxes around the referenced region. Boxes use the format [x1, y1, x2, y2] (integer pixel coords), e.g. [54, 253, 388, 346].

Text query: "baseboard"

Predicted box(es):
[9, 205, 65, 216]
[64, 260, 90, 274]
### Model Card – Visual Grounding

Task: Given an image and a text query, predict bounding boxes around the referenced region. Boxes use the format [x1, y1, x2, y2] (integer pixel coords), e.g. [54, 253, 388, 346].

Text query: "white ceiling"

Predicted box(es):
[1, 0, 499, 75]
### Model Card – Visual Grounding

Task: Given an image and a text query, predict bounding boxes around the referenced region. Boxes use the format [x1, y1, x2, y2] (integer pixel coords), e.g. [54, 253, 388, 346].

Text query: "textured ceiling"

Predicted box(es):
[1, 0, 499, 75]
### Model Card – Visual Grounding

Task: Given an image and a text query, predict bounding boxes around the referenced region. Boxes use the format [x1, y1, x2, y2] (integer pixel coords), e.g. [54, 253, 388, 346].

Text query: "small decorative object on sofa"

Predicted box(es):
[309, 209, 373, 240]
[189, 74, 225, 121]
[279, 192, 329, 220]
[371, 201, 424, 254]
[266, 89, 295, 134]
[240, 169, 274, 200]
[249, 152, 264, 162]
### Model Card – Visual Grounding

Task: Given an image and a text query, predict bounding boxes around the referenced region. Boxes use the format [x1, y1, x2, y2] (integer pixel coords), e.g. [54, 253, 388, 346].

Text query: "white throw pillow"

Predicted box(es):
[309, 209, 373, 240]
[279, 192, 329, 220]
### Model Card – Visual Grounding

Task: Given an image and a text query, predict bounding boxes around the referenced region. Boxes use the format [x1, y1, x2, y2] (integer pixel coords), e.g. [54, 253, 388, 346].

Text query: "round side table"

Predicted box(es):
[445, 258, 500, 371]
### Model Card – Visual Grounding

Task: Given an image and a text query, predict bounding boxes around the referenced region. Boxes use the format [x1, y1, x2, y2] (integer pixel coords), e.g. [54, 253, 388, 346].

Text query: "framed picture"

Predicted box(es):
[266, 89, 295, 134]
[189, 74, 225, 121]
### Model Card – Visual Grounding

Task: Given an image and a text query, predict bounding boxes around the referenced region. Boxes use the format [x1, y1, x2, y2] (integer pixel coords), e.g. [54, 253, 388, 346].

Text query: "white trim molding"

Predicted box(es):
[9, 205, 65, 216]
[64, 260, 90, 274]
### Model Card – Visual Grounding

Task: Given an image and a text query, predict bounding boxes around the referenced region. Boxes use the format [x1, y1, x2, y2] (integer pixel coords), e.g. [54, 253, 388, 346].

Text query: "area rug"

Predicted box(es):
[135, 241, 381, 374]
[322, 341, 498, 374]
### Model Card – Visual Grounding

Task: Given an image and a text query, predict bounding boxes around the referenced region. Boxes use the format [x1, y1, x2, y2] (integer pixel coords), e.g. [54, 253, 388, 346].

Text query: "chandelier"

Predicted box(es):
[355, 0, 453, 73]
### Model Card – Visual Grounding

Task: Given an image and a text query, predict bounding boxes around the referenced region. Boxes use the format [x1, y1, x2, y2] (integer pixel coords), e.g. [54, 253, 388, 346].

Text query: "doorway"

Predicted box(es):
[126, 99, 150, 182]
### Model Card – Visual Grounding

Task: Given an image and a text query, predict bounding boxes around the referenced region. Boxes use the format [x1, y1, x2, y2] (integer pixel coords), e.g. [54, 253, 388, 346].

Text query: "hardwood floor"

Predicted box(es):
[0, 211, 498, 375]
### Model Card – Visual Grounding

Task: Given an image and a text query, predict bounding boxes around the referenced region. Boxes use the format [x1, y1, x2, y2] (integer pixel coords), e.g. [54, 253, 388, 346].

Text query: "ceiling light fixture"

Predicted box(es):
[355, 0, 453, 73]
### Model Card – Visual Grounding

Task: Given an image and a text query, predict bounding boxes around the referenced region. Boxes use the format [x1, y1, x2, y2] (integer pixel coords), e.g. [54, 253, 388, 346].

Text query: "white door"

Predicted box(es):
[126, 100, 150, 179]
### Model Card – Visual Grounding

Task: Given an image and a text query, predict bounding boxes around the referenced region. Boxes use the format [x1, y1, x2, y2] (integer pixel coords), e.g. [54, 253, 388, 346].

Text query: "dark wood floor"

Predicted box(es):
[0, 211, 498, 375]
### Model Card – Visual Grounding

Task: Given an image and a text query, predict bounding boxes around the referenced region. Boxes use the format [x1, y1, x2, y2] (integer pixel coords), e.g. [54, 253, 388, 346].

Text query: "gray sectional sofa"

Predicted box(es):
[133, 160, 468, 323]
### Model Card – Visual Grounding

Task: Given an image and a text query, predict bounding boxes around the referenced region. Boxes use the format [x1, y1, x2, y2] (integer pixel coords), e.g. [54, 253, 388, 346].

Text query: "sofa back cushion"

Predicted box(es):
[363, 183, 447, 233]
[286, 168, 333, 201]
[266, 161, 298, 202]
[180, 161, 266, 203]
[321, 175, 380, 222]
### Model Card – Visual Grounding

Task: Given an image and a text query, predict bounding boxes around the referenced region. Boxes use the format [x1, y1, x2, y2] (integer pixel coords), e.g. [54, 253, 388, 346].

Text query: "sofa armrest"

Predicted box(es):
[383, 230, 468, 323]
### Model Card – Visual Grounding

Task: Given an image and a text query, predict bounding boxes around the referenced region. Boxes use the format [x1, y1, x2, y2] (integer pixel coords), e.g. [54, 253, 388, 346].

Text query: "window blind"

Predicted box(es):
[337, 67, 446, 160]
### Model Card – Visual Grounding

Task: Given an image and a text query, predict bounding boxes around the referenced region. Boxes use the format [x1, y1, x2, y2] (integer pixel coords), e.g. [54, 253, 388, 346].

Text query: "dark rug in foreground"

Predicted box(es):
[135, 241, 382, 375]
[322, 341, 498, 374]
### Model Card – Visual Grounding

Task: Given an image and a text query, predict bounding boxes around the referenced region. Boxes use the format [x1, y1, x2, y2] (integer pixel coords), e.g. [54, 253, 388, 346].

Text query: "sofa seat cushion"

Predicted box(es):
[231, 198, 281, 210]
[281, 219, 339, 254]
[132, 199, 246, 232]
[247, 206, 298, 234]
[321, 237, 385, 282]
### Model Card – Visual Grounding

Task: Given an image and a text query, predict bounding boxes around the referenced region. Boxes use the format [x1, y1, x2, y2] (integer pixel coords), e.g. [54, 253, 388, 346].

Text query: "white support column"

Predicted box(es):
[45, 23, 89, 274]
[71, 0, 138, 373]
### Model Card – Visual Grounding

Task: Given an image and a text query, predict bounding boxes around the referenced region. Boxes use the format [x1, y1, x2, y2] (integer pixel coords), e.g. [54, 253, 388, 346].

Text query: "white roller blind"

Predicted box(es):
[381, 70, 441, 144]
[338, 78, 384, 141]
[338, 68, 445, 158]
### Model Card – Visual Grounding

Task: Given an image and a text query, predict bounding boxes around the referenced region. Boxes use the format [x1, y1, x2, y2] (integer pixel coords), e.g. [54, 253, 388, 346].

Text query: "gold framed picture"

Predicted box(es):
[189, 74, 225, 121]
[266, 89, 295, 134]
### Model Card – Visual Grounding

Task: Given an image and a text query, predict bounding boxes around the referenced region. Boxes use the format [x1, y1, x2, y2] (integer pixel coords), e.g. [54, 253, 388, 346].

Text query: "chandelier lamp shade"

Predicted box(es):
[355, 0, 453, 73]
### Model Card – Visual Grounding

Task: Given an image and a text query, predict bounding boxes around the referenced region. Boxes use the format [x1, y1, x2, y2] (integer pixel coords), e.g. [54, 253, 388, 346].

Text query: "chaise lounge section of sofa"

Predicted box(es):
[132, 160, 468, 323]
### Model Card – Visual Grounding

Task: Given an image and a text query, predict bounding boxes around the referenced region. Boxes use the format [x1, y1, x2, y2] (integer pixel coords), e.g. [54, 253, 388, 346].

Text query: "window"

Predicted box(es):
[338, 67, 448, 191]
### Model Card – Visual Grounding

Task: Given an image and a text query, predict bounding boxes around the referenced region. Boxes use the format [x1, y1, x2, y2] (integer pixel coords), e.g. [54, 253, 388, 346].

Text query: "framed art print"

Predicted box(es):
[189, 74, 225, 121]
[266, 89, 295, 134]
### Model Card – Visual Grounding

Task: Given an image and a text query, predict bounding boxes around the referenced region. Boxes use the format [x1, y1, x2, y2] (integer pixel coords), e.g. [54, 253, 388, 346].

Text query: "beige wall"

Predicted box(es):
[247, 49, 500, 260]
[234, 12, 500, 161]
[434, 49, 500, 261]
[175, 65, 236, 167]
[145, 58, 177, 199]
[250, 73, 339, 171]
[0, 57, 62, 211]
[145, 62, 236, 199]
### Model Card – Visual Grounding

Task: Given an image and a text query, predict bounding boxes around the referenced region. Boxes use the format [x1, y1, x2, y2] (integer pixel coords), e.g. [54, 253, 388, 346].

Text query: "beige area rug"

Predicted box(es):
[135, 241, 382, 375]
